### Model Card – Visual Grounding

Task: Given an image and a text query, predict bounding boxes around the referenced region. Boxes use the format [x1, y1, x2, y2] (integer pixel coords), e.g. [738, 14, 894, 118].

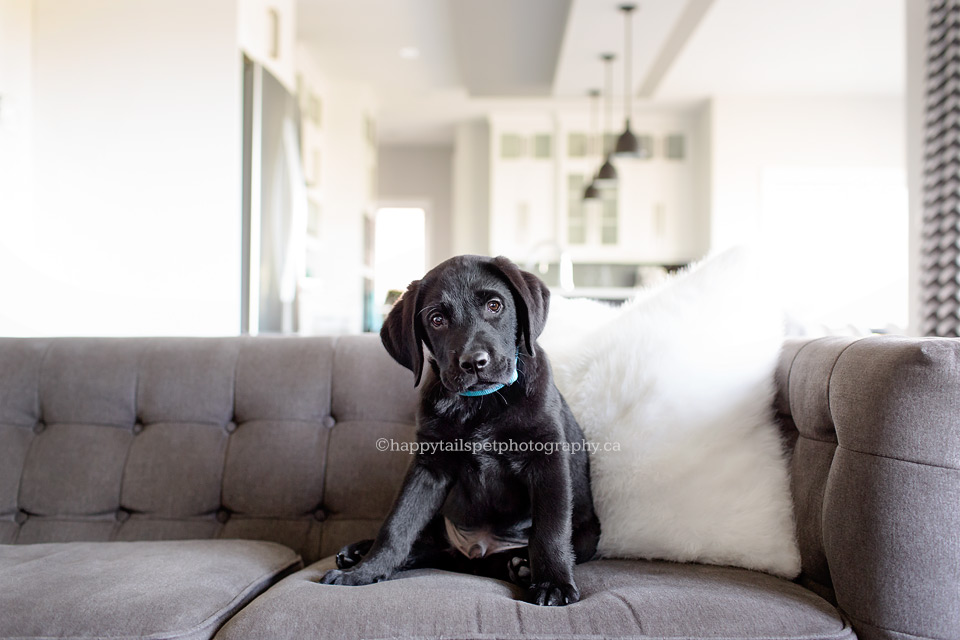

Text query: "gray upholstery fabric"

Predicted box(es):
[215, 558, 853, 640]
[784, 336, 857, 599]
[0, 335, 417, 565]
[782, 336, 960, 640]
[0, 539, 300, 640]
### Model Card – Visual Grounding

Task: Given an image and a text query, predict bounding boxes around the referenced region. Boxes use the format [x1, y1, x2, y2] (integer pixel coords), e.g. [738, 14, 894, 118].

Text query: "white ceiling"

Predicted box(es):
[551, 0, 691, 98]
[296, 0, 906, 146]
[656, 0, 905, 98]
[296, 0, 461, 96]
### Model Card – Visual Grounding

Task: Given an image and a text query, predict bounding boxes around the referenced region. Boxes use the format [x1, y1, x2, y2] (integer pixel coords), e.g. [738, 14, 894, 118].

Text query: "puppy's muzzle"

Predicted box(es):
[441, 351, 515, 394]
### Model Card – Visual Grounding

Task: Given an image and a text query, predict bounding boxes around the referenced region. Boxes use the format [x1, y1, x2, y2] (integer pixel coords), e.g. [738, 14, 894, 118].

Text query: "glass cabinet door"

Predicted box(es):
[567, 174, 588, 245]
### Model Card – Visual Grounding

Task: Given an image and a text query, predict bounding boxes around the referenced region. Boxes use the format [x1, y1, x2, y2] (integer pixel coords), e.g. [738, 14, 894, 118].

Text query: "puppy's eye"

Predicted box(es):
[487, 299, 502, 313]
[430, 313, 445, 328]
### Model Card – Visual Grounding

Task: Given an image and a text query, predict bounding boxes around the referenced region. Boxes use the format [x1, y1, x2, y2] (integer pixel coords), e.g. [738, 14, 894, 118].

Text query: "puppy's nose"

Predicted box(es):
[459, 350, 490, 373]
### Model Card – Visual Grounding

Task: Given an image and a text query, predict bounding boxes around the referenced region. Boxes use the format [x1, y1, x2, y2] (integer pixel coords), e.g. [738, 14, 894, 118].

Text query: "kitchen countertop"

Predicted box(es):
[551, 287, 639, 301]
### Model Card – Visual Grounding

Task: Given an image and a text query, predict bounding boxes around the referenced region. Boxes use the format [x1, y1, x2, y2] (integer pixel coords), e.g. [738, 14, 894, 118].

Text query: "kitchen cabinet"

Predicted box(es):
[488, 115, 557, 259]
[484, 108, 705, 266]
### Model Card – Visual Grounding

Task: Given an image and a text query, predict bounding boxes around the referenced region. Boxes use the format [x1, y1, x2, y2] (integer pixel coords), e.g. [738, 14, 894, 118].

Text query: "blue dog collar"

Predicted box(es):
[458, 357, 520, 397]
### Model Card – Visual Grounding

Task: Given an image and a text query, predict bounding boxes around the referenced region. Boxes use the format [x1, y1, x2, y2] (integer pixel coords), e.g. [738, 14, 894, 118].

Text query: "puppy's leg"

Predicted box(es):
[572, 513, 601, 564]
[320, 462, 452, 586]
[524, 452, 579, 606]
[396, 514, 470, 572]
[335, 515, 455, 571]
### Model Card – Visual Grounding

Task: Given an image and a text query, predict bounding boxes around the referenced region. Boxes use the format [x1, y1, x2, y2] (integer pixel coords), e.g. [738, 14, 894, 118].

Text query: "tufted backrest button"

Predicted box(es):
[216, 508, 231, 524]
[132, 422, 144, 435]
[14, 511, 28, 525]
[33, 421, 45, 435]
[224, 421, 237, 434]
[322, 416, 336, 429]
[313, 507, 328, 522]
[115, 508, 131, 523]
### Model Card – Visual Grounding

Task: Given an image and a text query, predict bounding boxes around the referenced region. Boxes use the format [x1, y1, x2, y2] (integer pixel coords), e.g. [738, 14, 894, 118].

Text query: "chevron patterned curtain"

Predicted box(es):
[924, 0, 960, 336]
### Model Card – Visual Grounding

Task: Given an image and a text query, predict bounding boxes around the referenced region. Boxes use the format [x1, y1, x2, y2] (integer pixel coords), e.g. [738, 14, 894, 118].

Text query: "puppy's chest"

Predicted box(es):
[468, 446, 525, 483]
[429, 394, 508, 424]
[421, 412, 531, 474]
[444, 446, 530, 515]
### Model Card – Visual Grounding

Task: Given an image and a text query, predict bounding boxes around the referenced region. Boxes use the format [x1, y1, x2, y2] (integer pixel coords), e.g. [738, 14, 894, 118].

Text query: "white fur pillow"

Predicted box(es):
[539, 247, 801, 578]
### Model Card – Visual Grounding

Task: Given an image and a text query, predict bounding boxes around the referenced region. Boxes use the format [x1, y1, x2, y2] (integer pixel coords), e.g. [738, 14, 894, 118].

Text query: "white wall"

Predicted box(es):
[0, 0, 34, 303]
[451, 120, 491, 256]
[377, 145, 454, 268]
[1, 0, 244, 336]
[708, 95, 906, 250]
[707, 95, 907, 332]
[692, 100, 713, 261]
[905, 0, 927, 336]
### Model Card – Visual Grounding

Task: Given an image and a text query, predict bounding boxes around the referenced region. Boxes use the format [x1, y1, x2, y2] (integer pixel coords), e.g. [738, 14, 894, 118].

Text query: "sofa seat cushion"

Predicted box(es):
[0, 539, 301, 640]
[215, 558, 853, 640]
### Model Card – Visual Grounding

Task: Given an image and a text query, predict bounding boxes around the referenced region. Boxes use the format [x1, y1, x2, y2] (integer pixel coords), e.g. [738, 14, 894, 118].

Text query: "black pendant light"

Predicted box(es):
[582, 180, 601, 200]
[583, 89, 601, 201]
[595, 53, 618, 186]
[614, 4, 642, 158]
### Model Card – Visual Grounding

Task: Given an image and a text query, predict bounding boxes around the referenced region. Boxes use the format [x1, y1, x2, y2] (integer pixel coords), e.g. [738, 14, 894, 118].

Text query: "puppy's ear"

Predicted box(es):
[489, 256, 550, 357]
[380, 279, 426, 386]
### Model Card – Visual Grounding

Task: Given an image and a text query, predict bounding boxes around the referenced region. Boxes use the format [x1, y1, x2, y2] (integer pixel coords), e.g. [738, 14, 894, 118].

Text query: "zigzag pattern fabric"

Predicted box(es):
[924, 0, 960, 336]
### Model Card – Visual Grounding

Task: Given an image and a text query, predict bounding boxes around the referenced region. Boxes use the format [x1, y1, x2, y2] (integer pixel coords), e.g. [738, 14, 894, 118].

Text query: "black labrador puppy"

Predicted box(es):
[320, 255, 600, 606]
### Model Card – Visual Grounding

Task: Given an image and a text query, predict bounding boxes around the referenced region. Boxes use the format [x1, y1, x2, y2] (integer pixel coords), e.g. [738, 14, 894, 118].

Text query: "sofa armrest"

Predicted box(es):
[780, 336, 960, 640]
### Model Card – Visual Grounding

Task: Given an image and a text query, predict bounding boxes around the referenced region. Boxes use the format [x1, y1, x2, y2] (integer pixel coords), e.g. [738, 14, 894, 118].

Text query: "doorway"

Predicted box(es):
[370, 207, 426, 331]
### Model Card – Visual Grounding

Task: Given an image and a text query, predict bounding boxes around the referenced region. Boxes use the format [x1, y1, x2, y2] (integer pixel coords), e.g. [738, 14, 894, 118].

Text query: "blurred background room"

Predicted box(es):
[0, 0, 922, 337]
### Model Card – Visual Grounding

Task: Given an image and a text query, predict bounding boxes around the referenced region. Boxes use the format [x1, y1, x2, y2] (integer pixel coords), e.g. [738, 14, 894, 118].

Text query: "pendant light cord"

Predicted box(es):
[602, 53, 614, 155]
[623, 5, 633, 124]
[589, 89, 599, 160]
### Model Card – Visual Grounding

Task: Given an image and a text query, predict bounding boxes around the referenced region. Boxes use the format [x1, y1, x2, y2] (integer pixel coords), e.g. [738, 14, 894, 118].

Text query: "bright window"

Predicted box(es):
[762, 167, 908, 334]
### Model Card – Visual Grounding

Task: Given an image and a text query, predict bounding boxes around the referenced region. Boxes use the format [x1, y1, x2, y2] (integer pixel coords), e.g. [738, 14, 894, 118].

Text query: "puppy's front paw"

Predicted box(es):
[319, 568, 383, 586]
[318, 568, 353, 585]
[529, 580, 580, 606]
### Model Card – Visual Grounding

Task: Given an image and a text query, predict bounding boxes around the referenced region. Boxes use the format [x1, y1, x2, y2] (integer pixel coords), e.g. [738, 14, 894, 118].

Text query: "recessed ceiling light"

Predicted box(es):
[399, 46, 420, 60]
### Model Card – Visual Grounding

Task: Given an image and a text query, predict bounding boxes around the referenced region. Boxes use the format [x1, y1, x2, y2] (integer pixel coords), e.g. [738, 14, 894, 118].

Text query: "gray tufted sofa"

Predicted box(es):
[0, 334, 956, 640]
